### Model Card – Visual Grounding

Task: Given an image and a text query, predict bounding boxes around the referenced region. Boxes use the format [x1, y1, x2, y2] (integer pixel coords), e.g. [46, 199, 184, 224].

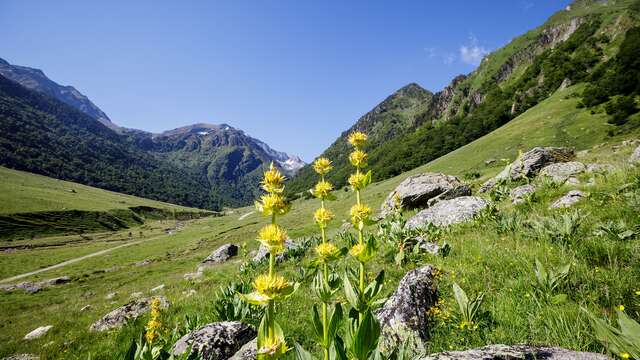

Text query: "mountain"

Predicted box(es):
[288, 0, 640, 195]
[0, 57, 118, 131]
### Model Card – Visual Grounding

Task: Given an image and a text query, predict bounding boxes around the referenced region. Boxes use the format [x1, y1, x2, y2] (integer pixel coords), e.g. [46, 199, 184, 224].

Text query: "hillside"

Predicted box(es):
[288, 0, 640, 194]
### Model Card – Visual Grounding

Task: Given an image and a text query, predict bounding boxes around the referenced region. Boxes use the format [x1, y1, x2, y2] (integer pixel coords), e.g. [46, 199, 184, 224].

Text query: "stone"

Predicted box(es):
[105, 292, 117, 300]
[539, 162, 586, 183]
[405, 197, 489, 229]
[24, 325, 53, 340]
[80, 305, 92, 312]
[0, 277, 70, 294]
[252, 239, 300, 263]
[485, 159, 496, 166]
[171, 321, 256, 360]
[130, 292, 144, 299]
[480, 147, 574, 192]
[184, 270, 204, 280]
[550, 190, 585, 209]
[566, 177, 581, 185]
[381, 173, 465, 214]
[630, 145, 640, 165]
[509, 184, 536, 204]
[417, 344, 607, 360]
[200, 244, 238, 268]
[151, 284, 165, 292]
[1, 355, 40, 360]
[376, 266, 438, 353]
[228, 338, 257, 360]
[586, 163, 614, 173]
[90, 296, 169, 332]
[426, 184, 472, 207]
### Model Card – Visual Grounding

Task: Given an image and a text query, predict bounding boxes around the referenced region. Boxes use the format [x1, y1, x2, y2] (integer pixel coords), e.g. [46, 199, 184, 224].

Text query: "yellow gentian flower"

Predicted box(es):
[348, 172, 367, 190]
[349, 150, 368, 168]
[253, 274, 294, 299]
[262, 163, 286, 194]
[313, 157, 333, 175]
[316, 242, 340, 262]
[257, 224, 287, 253]
[313, 180, 333, 199]
[314, 207, 334, 226]
[348, 131, 367, 148]
[350, 203, 371, 225]
[256, 193, 288, 216]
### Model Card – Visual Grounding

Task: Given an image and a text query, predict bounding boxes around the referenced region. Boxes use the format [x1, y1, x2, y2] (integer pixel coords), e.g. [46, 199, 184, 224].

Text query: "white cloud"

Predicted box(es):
[424, 47, 456, 66]
[459, 33, 489, 65]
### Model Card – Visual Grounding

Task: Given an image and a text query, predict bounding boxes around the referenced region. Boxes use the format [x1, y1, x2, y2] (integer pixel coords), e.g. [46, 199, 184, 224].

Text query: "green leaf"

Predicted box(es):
[294, 343, 317, 360]
[551, 293, 567, 305]
[349, 310, 381, 360]
[617, 310, 640, 346]
[331, 336, 348, 360]
[312, 305, 324, 342]
[452, 283, 469, 315]
[343, 274, 361, 311]
[328, 303, 344, 343]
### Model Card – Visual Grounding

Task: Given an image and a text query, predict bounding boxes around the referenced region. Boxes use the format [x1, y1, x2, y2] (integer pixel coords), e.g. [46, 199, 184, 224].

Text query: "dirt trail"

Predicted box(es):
[0, 238, 152, 284]
[238, 211, 255, 221]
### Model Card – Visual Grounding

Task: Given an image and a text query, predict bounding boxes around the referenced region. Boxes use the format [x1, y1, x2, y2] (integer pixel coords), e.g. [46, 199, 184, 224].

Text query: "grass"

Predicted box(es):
[0, 84, 639, 358]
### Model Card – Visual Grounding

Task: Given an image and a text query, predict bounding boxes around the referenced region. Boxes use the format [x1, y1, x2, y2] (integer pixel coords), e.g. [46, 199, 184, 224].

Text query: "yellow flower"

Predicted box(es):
[348, 172, 368, 190]
[619, 352, 630, 359]
[258, 335, 288, 358]
[459, 320, 478, 331]
[635, 290, 640, 296]
[312, 180, 334, 199]
[253, 274, 293, 298]
[348, 131, 367, 148]
[261, 163, 286, 194]
[618, 304, 625, 311]
[349, 150, 368, 168]
[392, 192, 402, 210]
[350, 203, 371, 225]
[316, 242, 340, 262]
[257, 193, 288, 216]
[349, 243, 365, 258]
[145, 298, 163, 345]
[313, 157, 333, 175]
[257, 224, 287, 253]
[314, 207, 334, 226]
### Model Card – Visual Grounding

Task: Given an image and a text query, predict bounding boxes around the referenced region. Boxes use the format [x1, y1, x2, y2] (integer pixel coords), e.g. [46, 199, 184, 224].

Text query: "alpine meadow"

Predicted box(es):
[1, 1, 640, 360]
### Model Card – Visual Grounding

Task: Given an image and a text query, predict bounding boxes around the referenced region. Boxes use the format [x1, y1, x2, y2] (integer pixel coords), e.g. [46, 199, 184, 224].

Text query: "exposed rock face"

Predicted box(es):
[510, 184, 537, 204]
[417, 344, 607, 360]
[90, 296, 169, 332]
[480, 147, 575, 192]
[23, 325, 53, 340]
[405, 197, 489, 229]
[427, 184, 472, 208]
[0, 276, 70, 294]
[376, 266, 438, 353]
[550, 190, 585, 209]
[630, 145, 640, 165]
[540, 162, 586, 183]
[382, 173, 465, 214]
[228, 338, 257, 360]
[172, 321, 256, 360]
[252, 239, 301, 263]
[200, 244, 239, 268]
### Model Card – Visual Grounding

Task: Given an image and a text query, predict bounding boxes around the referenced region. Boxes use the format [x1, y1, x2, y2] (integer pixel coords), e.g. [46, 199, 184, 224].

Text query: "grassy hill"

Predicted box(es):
[0, 80, 638, 358]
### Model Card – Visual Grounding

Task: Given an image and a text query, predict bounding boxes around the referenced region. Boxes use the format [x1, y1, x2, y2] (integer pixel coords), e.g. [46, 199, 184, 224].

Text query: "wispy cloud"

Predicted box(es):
[459, 33, 489, 66]
[424, 47, 456, 66]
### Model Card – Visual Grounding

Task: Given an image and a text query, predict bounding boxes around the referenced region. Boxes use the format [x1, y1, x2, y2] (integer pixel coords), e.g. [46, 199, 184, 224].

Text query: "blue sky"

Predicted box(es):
[1, 0, 571, 161]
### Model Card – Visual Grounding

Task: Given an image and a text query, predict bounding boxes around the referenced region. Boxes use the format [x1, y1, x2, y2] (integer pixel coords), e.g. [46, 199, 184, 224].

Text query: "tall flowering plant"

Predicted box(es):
[241, 162, 298, 359]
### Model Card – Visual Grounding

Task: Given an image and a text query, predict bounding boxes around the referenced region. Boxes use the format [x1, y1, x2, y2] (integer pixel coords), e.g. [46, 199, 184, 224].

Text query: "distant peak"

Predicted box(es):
[0, 57, 9, 65]
[394, 82, 432, 98]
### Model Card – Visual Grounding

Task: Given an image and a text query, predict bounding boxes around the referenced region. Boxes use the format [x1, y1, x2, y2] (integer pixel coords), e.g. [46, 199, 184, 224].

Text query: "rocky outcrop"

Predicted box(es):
[550, 190, 585, 209]
[405, 197, 489, 229]
[200, 244, 238, 268]
[172, 321, 256, 360]
[509, 184, 537, 204]
[228, 338, 257, 360]
[480, 147, 574, 192]
[90, 296, 169, 332]
[376, 266, 438, 353]
[417, 344, 606, 360]
[23, 326, 52, 340]
[382, 173, 466, 214]
[630, 145, 640, 165]
[540, 162, 586, 183]
[427, 184, 472, 208]
[0, 277, 70, 294]
[252, 239, 301, 263]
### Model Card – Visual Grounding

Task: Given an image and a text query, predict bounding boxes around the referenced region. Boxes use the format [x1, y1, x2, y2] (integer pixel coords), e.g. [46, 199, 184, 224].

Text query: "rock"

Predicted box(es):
[134, 259, 153, 267]
[622, 139, 640, 147]
[252, 239, 300, 263]
[410, 236, 441, 255]
[382, 173, 465, 214]
[151, 284, 165, 292]
[567, 177, 581, 185]
[417, 344, 607, 360]
[630, 145, 640, 165]
[171, 321, 256, 360]
[426, 184, 472, 207]
[130, 292, 143, 299]
[0, 277, 70, 294]
[550, 190, 585, 209]
[559, 77, 572, 90]
[24, 325, 53, 340]
[90, 296, 169, 332]
[228, 338, 257, 360]
[405, 197, 489, 229]
[376, 266, 438, 353]
[509, 184, 536, 204]
[586, 163, 614, 173]
[480, 147, 574, 192]
[484, 159, 496, 166]
[105, 292, 117, 300]
[1, 355, 40, 360]
[539, 162, 586, 183]
[200, 244, 238, 268]
[80, 305, 92, 312]
[184, 270, 204, 280]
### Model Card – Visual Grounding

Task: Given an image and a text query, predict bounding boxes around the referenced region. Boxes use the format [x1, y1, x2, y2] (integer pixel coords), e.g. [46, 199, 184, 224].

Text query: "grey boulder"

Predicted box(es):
[90, 296, 169, 332]
[405, 197, 489, 229]
[200, 244, 238, 269]
[228, 338, 257, 360]
[382, 173, 465, 214]
[23, 325, 53, 340]
[172, 321, 256, 360]
[539, 162, 586, 183]
[376, 265, 438, 353]
[0, 277, 70, 294]
[550, 190, 585, 209]
[417, 344, 606, 360]
[480, 147, 574, 192]
[252, 239, 301, 263]
[630, 145, 640, 165]
[586, 163, 614, 174]
[509, 184, 537, 204]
